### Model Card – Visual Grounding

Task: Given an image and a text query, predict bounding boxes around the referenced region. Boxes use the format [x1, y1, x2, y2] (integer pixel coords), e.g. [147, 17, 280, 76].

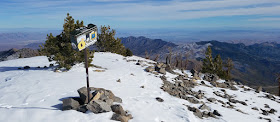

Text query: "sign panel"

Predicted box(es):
[71, 24, 98, 51]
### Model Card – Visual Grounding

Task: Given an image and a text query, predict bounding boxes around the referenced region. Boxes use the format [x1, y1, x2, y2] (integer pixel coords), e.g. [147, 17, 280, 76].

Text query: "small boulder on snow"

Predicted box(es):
[62, 98, 80, 111]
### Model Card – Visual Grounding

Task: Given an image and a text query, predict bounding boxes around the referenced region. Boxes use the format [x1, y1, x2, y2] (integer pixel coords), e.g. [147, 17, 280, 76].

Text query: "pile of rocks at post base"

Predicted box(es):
[62, 87, 132, 122]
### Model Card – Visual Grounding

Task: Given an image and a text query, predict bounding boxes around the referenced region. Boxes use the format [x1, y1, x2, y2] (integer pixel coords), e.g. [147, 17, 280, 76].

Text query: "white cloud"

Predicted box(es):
[248, 17, 280, 21]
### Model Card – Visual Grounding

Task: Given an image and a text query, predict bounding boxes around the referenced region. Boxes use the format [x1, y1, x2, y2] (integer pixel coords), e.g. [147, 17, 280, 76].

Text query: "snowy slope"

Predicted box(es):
[0, 52, 279, 122]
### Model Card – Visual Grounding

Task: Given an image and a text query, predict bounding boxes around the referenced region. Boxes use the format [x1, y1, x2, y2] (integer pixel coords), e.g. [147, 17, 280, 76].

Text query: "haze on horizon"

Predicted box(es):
[0, 0, 280, 44]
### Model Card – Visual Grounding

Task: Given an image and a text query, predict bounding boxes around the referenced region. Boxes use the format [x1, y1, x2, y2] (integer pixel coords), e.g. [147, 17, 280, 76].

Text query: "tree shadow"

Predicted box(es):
[0, 66, 57, 72]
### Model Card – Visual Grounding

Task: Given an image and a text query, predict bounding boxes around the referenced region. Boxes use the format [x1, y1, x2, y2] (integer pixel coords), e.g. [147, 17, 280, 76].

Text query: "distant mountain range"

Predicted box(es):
[121, 36, 280, 95]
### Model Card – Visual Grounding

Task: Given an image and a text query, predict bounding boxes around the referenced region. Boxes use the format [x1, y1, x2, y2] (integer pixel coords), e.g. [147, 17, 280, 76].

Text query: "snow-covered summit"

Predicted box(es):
[0, 52, 279, 122]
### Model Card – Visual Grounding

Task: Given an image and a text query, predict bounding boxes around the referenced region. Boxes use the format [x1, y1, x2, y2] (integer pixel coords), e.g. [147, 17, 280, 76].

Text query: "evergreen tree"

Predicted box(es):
[125, 48, 133, 56]
[202, 46, 215, 74]
[214, 54, 226, 78]
[96, 25, 127, 56]
[40, 13, 93, 70]
[224, 58, 234, 80]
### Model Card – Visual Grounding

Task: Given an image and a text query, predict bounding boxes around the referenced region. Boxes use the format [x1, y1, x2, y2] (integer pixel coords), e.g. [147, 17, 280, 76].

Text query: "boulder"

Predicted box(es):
[111, 104, 126, 116]
[111, 113, 130, 122]
[78, 87, 93, 104]
[213, 110, 221, 116]
[91, 91, 101, 101]
[77, 105, 88, 113]
[86, 100, 112, 113]
[199, 104, 210, 111]
[62, 98, 80, 111]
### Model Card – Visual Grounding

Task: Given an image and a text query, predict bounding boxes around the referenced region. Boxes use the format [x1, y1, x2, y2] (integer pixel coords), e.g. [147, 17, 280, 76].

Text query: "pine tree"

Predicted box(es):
[214, 54, 227, 79]
[125, 48, 133, 56]
[40, 13, 93, 70]
[96, 25, 127, 56]
[202, 46, 215, 74]
[225, 58, 234, 80]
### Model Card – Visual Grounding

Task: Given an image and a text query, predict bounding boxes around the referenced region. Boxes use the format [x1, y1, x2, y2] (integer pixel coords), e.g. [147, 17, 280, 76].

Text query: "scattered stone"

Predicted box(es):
[186, 97, 200, 104]
[230, 86, 238, 90]
[252, 107, 259, 111]
[44, 66, 47, 68]
[203, 73, 219, 82]
[217, 100, 225, 105]
[111, 104, 126, 116]
[207, 98, 217, 103]
[117, 79, 121, 83]
[145, 66, 154, 72]
[136, 62, 140, 65]
[261, 109, 269, 116]
[199, 104, 210, 111]
[37, 66, 40, 68]
[140, 86, 145, 88]
[213, 110, 221, 116]
[111, 113, 130, 122]
[62, 98, 80, 111]
[256, 86, 262, 93]
[266, 94, 275, 100]
[77, 87, 93, 104]
[156, 97, 164, 102]
[236, 109, 247, 114]
[23, 66, 30, 69]
[159, 68, 166, 74]
[264, 104, 270, 108]
[49, 64, 54, 67]
[187, 105, 203, 119]
[268, 109, 277, 114]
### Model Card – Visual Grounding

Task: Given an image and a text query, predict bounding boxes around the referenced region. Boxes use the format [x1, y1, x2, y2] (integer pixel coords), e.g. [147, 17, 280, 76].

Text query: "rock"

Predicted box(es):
[62, 98, 80, 111]
[208, 112, 217, 118]
[159, 68, 166, 74]
[113, 96, 123, 103]
[136, 62, 140, 65]
[111, 104, 126, 116]
[217, 83, 228, 88]
[203, 73, 219, 82]
[217, 100, 225, 105]
[91, 91, 101, 101]
[252, 107, 259, 111]
[207, 98, 217, 103]
[117, 79, 121, 82]
[261, 109, 268, 116]
[105, 99, 114, 106]
[152, 71, 159, 75]
[78, 87, 93, 104]
[140, 86, 145, 88]
[165, 64, 176, 74]
[264, 104, 270, 108]
[87, 100, 112, 113]
[193, 109, 203, 119]
[268, 109, 277, 114]
[256, 86, 262, 93]
[23, 66, 30, 69]
[230, 86, 238, 90]
[213, 110, 221, 116]
[195, 94, 203, 99]
[229, 99, 238, 103]
[199, 104, 210, 111]
[266, 94, 275, 100]
[187, 106, 203, 119]
[156, 97, 164, 102]
[77, 105, 88, 113]
[145, 66, 154, 72]
[111, 113, 130, 122]
[186, 97, 200, 104]
[202, 111, 210, 118]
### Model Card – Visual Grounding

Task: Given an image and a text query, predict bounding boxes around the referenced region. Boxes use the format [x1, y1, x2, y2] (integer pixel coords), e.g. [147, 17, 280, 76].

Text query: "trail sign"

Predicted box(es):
[71, 24, 97, 51]
[70, 24, 97, 104]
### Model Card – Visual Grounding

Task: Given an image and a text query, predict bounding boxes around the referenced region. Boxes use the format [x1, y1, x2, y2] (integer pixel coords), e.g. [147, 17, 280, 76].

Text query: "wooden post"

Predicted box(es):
[84, 48, 90, 103]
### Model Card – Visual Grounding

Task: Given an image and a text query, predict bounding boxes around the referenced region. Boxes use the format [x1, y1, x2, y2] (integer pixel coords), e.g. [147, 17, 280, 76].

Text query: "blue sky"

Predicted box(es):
[1, 0, 280, 30]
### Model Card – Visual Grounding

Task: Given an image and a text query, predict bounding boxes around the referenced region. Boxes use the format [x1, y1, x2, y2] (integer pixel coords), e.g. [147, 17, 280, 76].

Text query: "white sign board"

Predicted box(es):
[76, 31, 97, 51]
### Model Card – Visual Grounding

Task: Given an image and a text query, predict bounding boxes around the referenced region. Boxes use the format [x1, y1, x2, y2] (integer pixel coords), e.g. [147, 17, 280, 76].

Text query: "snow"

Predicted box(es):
[0, 52, 279, 122]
